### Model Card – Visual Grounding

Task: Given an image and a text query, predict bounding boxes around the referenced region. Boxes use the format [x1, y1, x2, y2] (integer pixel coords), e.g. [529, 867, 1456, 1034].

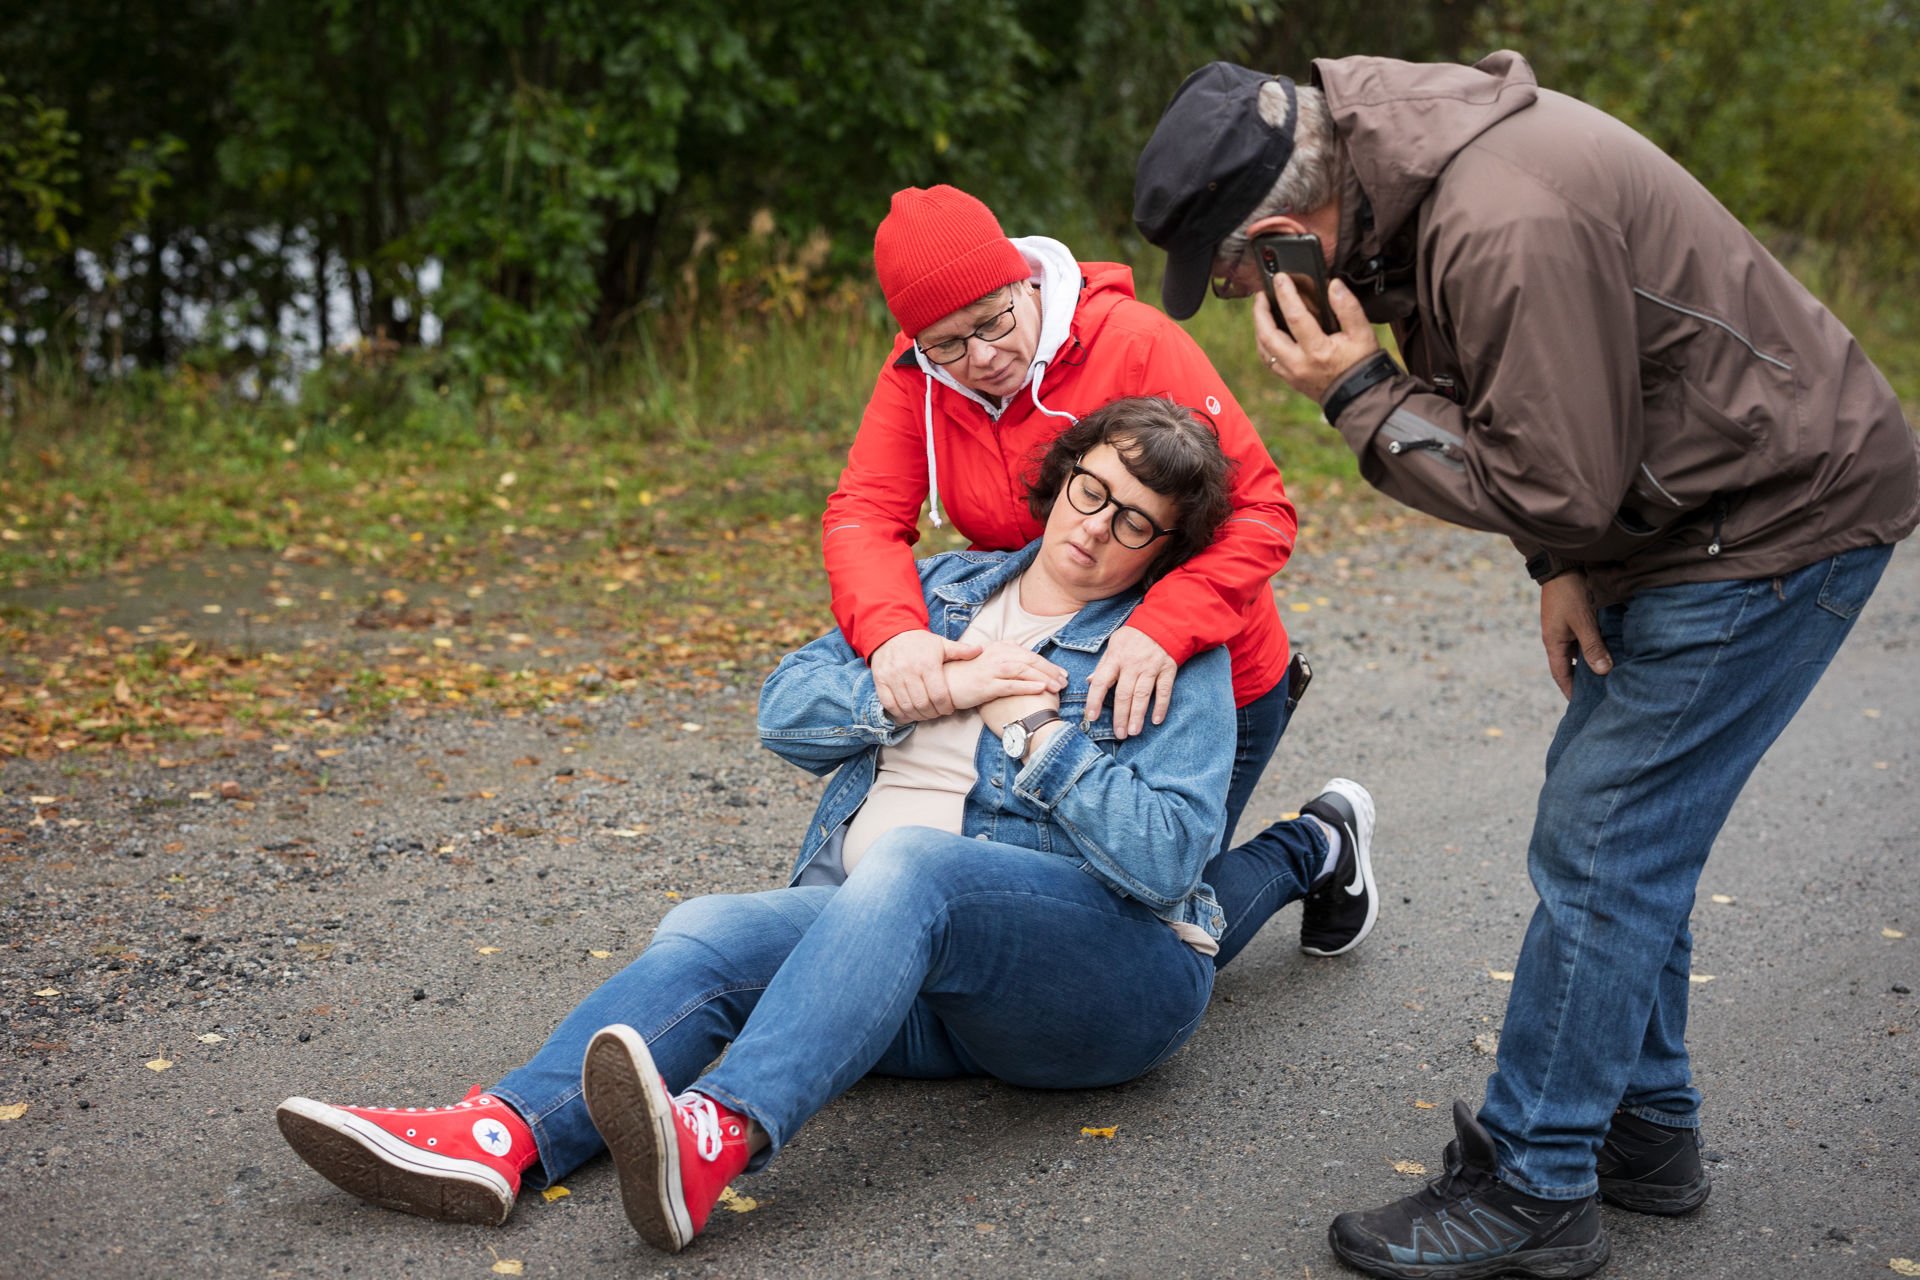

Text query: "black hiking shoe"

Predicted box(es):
[1328, 1100, 1610, 1279]
[1596, 1108, 1710, 1215]
[1298, 778, 1378, 956]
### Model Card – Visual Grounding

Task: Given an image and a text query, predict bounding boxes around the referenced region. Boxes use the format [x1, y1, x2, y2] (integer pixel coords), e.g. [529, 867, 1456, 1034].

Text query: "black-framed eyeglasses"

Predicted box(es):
[1066, 459, 1176, 549]
[917, 299, 1019, 366]
[1209, 243, 1262, 300]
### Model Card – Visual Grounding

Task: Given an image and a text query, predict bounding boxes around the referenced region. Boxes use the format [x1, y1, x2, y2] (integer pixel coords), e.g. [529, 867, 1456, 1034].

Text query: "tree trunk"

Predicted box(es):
[590, 203, 664, 346]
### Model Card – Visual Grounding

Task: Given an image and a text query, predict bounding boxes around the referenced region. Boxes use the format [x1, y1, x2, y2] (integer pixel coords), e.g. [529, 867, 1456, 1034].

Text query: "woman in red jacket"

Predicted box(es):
[821, 184, 1380, 965]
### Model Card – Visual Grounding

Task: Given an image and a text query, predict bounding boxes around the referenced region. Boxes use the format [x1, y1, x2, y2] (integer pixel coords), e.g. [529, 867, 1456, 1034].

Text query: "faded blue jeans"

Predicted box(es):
[492, 826, 1214, 1186]
[1479, 545, 1895, 1199]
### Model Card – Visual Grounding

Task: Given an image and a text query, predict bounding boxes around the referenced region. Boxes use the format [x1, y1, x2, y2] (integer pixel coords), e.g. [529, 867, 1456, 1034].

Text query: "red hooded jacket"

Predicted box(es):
[822, 261, 1294, 707]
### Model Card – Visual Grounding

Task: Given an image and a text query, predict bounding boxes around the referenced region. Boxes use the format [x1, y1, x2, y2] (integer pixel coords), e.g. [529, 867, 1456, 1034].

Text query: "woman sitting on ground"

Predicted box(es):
[276, 397, 1369, 1252]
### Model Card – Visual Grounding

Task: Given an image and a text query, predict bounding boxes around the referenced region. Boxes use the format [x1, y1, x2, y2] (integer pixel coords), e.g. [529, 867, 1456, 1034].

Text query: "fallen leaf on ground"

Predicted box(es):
[719, 1186, 758, 1213]
[1484, 727, 1504, 738]
[30, 795, 57, 805]
[146, 1057, 174, 1072]
[1472, 1032, 1499, 1056]
[589, 950, 612, 959]
[1689, 974, 1716, 984]
[490, 1262, 523, 1276]
[975, 1222, 996, 1233]
[1885, 928, 1907, 940]
[1890, 1260, 1920, 1277]
[680, 722, 703, 732]
[1080, 1125, 1118, 1139]
[541, 1185, 570, 1203]
[1488, 969, 1515, 982]
[1863, 708, 1881, 718]
[197, 1033, 226, 1044]
[1391, 1159, 1427, 1175]
[0, 1103, 27, 1121]
[609, 828, 650, 838]
[34, 988, 60, 997]
[1413, 1100, 1437, 1109]
[477, 946, 502, 956]
[1710, 894, 1735, 905]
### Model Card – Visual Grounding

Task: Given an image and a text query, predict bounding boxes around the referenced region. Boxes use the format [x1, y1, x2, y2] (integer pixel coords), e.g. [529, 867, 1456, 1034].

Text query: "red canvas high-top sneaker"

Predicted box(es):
[276, 1084, 536, 1224]
[582, 1024, 754, 1252]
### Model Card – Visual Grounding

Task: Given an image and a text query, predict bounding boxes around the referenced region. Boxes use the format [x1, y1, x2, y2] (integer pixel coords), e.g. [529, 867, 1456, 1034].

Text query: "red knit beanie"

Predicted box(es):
[873, 186, 1031, 337]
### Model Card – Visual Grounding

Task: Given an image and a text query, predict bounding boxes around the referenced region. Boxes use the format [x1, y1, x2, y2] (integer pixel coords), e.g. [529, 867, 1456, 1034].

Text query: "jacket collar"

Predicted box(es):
[929, 540, 1145, 653]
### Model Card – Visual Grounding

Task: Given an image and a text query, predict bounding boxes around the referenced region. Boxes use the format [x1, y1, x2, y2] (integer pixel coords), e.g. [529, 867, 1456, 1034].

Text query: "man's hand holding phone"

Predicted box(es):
[1253, 272, 1382, 405]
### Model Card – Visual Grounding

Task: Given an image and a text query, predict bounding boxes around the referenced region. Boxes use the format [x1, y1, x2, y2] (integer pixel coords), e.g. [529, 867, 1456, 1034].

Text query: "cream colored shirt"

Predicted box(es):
[842, 577, 1070, 871]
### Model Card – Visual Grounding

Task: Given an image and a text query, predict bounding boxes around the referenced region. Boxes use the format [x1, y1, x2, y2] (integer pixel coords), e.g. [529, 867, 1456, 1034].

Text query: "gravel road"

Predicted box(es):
[3, 522, 1915, 1279]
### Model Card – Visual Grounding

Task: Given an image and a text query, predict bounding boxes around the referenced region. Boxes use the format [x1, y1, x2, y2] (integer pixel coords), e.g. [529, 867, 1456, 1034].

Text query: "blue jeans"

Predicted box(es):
[493, 827, 1214, 1186]
[1206, 669, 1333, 968]
[1479, 545, 1894, 1199]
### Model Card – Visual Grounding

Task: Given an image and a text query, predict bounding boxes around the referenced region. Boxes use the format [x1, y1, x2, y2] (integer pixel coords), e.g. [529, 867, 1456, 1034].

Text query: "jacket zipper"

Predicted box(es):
[1707, 496, 1727, 557]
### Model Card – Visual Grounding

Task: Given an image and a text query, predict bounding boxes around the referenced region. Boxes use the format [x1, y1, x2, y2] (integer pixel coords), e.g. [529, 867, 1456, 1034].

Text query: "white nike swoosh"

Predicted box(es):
[1342, 829, 1365, 895]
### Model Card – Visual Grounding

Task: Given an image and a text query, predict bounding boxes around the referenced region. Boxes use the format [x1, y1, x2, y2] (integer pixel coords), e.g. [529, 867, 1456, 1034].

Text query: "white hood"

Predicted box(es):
[910, 235, 1083, 527]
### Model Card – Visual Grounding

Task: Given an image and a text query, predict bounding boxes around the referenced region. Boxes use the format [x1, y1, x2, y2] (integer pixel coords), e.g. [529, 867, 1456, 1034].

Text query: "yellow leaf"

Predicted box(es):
[1413, 1100, 1437, 1109]
[541, 1185, 571, 1203]
[491, 1262, 524, 1276]
[719, 1186, 758, 1213]
[1391, 1159, 1427, 1175]
[477, 946, 502, 956]
[1863, 708, 1882, 718]
[1488, 969, 1515, 982]
[30, 795, 57, 805]
[589, 950, 612, 959]
[664, 890, 681, 900]
[0, 1102, 27, 1121]
[1080, 1125, 1118, 1139]
[34, 987, 60, 997]
[1891, 1261, 1920, 1277]
[197, 1033, 226, 1044]
[1689, 974, 1716, 984]
[1885, 928, 1907, 940]
[1484, 727, 1504, 738]
[114, 677, 134, 705]
[146, 1057, 174, 1072]
[1710, 893, 1734, 905]
[1290, 601, 1312, 613]
[679, 722, 703, 732]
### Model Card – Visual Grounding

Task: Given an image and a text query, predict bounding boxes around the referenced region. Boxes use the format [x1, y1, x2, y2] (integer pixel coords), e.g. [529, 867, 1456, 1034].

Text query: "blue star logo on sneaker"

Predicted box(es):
[472, 1117, 513, 1157]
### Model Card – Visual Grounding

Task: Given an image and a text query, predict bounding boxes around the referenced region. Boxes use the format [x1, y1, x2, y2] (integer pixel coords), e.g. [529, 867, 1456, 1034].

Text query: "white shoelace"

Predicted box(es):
[673, 1090, 724, 1162]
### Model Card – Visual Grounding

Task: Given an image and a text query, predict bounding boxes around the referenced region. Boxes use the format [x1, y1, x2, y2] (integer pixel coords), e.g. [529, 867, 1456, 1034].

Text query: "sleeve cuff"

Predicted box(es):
[1011, 723, 1101, 810]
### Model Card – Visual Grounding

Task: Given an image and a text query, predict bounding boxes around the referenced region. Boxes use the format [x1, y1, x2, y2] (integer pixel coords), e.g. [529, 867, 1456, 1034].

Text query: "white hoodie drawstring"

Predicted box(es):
[923, 375, 944, 528]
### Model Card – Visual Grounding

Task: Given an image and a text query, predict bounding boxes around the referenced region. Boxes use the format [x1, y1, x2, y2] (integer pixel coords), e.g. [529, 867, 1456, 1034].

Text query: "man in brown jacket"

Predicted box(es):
[1136, 54, 1918, 1279]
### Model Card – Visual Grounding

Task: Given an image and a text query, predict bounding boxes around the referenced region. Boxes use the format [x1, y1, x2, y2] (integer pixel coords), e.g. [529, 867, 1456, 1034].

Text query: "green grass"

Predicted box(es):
[2, 242, 1912, 594]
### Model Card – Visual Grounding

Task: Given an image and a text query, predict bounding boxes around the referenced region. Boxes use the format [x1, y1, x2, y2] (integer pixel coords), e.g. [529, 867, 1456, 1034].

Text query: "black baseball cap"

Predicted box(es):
[1133, 62, 1297, 320]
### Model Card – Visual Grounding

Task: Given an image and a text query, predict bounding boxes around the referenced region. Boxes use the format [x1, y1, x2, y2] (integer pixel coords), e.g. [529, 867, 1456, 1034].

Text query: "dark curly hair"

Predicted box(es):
[1025, 396, 1236, 585]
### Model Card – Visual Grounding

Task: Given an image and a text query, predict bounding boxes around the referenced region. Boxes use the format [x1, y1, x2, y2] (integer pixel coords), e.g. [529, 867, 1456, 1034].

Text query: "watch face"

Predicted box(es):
[1002, 723, 1027, 758]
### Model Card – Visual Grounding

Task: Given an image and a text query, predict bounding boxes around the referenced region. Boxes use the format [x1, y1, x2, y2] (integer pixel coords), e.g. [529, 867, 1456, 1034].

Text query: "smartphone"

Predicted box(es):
[1254, 232, 1335, 336]
[1284, 650, 1313, 712]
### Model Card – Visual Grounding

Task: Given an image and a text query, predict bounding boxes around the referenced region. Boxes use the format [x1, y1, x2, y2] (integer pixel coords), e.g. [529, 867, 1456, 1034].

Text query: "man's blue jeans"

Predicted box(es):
[1480, 545, 1894, 1199]
[492, 827, 1214, 1187]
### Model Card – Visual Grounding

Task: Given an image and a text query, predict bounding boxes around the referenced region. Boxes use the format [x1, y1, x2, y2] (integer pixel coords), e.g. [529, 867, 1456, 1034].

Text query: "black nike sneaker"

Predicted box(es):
[1328, 1100, 1610, 1279]
[1596, 1108, 1710, 1215]
[1298, 778, 1378, 956]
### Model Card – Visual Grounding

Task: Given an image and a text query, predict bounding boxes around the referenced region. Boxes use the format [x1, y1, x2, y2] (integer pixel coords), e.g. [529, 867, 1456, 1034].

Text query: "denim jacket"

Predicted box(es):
[758, 542, 1231, 941]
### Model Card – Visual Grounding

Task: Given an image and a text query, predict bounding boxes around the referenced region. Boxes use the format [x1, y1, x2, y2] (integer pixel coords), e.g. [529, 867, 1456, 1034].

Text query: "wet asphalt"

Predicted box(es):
[2, 522, 1915, 1279]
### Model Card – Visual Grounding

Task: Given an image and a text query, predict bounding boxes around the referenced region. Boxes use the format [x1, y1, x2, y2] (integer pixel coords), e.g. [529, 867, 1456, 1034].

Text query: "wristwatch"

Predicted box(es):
[1000, 708, 1063, 761]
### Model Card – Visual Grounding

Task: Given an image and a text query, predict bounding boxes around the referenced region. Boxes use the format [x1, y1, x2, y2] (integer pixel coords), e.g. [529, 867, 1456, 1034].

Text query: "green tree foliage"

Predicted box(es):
[5, 0, 1914, 392]
[1480, 0, 1920, 271]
